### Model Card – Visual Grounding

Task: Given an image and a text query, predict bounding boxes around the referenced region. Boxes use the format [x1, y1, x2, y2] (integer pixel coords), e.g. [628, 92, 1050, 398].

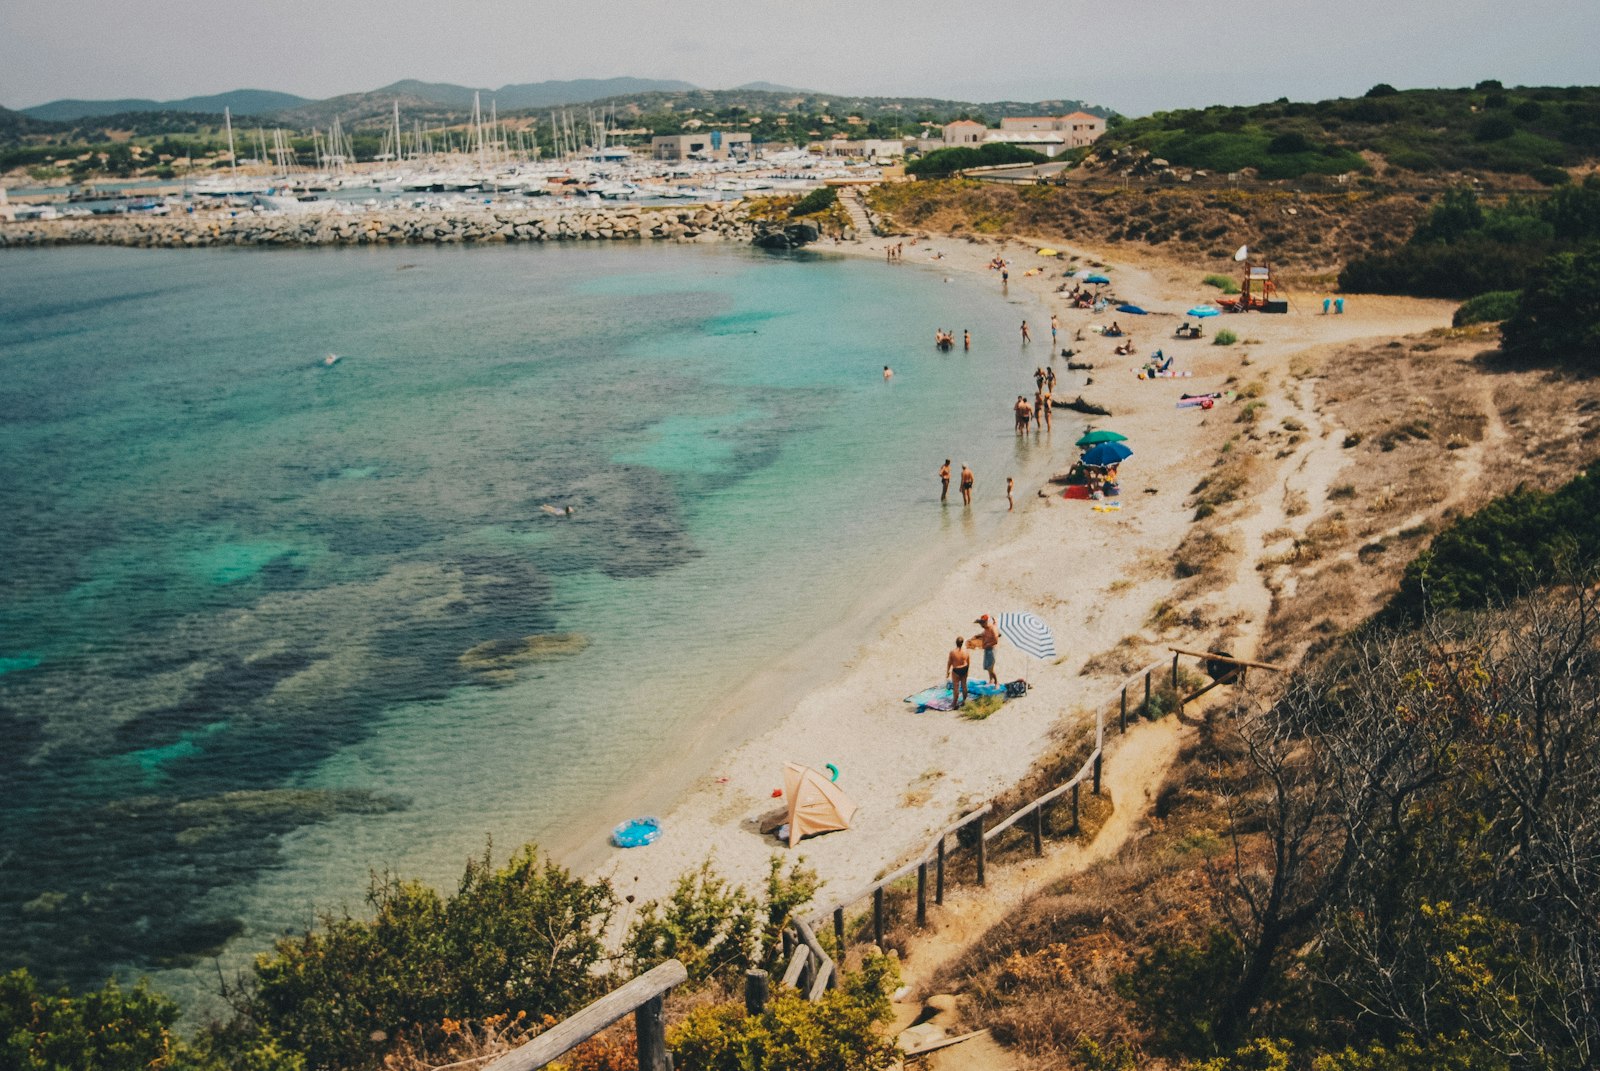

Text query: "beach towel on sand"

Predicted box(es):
[904, 680, 1018, 712]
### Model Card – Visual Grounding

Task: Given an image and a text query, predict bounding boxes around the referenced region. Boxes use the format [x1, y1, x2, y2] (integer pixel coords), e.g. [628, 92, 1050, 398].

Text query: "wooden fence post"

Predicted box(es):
[1172, 650, 1179, 691]
[833, 907, 845, 951]
[976, 823, 988, 886]
[935, 836, 946, 904]
[1031, 805, 1044, 856]
[873, 887, 885, 947]
[1120, 686, 1127, 733]
[636, 995, 668, 1071]
[782, 929, 792, 961]
[1093, 752, 1102, 795]
[1144, 671, 1151, 715]
[744, 969, 769, 1015]
[916, 863, 928, 928]
[1072, 781, 1081, 833]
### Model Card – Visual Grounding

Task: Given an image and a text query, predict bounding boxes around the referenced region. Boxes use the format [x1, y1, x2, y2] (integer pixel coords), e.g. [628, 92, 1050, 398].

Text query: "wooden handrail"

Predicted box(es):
[807, 804, 992, 926]
[1168, 647, 1285, 672]
[482, 960, 687, 1071]
[985, 752, 1098, 839]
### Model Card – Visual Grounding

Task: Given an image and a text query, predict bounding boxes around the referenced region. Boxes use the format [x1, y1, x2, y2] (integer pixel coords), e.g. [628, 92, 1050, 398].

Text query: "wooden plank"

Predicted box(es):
[780, 946, 810, 989]
[636, 995, 667, 1071]
[1167, 647, 1286, 672]
[903, 1028, 993, 1058]
[807, 960, 832, 1002]
[483, 960, 687, 1071]
[744, 969, 769, 1015]
[916, 862, 928, 927]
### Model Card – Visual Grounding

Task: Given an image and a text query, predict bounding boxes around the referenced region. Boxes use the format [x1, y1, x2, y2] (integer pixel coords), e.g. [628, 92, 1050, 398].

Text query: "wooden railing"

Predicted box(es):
[481, 960, 687, 1071]
[487, 655, 1176, 1070]
[775, 656, 1173, 996]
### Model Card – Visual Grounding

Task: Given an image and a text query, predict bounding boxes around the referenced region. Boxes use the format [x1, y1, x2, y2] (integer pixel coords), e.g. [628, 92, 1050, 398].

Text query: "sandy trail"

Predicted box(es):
[887, 714, 1186, 1001]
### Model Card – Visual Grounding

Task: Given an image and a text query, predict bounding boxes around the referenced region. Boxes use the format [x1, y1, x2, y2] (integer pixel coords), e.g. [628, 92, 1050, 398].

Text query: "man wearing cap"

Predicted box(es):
[970, 614, 1001, 686]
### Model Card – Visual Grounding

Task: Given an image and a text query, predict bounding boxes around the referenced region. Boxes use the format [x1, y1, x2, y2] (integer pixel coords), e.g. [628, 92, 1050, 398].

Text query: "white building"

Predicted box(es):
[998, 111, 1106, 148]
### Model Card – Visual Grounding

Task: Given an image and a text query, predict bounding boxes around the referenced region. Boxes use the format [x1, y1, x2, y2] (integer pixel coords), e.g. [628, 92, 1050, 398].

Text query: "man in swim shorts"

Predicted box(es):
[971, 614, 1001, 685]
[959, 464, 974, 506]
[947, 636, 971, 706]
[939, 459, 951, 502]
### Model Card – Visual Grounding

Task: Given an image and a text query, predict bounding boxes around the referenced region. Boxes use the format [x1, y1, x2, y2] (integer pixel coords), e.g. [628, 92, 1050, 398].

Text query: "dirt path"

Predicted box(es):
[889, 715, 1185, 1003]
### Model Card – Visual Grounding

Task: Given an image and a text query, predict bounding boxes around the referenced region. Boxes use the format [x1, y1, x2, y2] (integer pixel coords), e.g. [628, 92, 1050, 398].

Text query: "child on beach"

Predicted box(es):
[1006, 477, 1014, 511]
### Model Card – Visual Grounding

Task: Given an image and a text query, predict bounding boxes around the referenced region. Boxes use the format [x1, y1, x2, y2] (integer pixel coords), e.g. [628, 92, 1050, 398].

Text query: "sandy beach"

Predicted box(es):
[588, 227, 1456, 925]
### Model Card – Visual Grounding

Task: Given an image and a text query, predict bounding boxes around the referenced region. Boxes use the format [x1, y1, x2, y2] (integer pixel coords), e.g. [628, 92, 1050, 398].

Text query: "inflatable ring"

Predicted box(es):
[824, 763, 840, 782]
[611, 816, 662, 848]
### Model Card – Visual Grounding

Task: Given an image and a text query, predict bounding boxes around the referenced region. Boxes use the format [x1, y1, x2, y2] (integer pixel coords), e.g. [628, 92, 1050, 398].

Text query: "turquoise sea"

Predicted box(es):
[0, 241, 1074, 997]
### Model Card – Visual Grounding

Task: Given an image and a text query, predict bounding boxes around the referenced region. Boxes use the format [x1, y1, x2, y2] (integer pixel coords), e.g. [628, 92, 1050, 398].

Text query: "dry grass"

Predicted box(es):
[1173, 527, 1238, 583]
[1080, 635, 1153, 677]
[1261, 333, 1600, 664]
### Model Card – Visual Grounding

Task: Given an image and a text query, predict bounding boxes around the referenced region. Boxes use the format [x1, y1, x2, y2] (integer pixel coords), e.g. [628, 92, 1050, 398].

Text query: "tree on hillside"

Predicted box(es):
[1499, 243, 1600, 369]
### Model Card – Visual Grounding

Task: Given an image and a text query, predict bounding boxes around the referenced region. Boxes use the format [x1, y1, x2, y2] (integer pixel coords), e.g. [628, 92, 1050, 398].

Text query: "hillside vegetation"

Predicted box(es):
[1091, 82, 1600, 183]
[868, 179, 1427, 270]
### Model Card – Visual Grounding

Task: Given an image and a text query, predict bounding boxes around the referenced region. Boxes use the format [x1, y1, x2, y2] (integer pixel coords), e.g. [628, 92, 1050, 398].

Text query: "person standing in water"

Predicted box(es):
[938, 459, 951, 502]
[883, 365, 893, 380]
[1021, 320, 1032, 344]
[1050, 313, 1059, 346]
[963, 329, 971, 352]
[1006, 476, 1015, 511]
[959, 463, 974, 506]
[946, 636, 971, 706]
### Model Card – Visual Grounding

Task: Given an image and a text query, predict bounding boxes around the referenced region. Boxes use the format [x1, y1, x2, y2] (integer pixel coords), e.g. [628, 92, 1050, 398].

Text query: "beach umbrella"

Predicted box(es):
[1037, 247, 1059, 256]
[1084, 273, 1111, 285]
[1116, 304, 1148, 314]
[995, 612, 1057, 661]
[1187, 305, 1221, 318]
[1075, 429, 1129, 447]
[1080, 441, 1133, 466]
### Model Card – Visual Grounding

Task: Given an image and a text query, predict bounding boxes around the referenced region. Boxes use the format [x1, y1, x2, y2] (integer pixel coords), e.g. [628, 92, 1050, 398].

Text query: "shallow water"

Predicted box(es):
[0, 241, 1074, 996]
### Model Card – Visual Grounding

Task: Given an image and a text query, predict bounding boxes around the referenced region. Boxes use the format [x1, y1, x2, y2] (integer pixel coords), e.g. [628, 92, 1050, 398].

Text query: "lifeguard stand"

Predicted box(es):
[1235, 257, 1289, 313]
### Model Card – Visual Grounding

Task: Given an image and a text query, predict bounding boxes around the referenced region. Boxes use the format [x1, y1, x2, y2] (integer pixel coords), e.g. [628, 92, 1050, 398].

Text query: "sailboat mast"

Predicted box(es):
[224, 107, 237, 174]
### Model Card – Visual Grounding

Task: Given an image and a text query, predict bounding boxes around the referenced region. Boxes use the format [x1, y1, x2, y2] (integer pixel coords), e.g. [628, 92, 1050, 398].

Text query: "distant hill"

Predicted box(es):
[272, 77, 702, 126]
[1089, 82, 1600, 182]
[21, 89, 308, 121]
[733, 82, 812, 94]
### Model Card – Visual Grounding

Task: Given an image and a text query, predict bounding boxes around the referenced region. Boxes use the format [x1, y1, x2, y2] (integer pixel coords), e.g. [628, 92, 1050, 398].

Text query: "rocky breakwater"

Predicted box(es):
[0, 201, 760, 249]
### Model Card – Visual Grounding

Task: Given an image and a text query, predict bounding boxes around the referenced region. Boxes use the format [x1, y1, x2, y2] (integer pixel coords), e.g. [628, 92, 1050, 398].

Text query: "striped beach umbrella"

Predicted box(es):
[995, 612, 1057, 661]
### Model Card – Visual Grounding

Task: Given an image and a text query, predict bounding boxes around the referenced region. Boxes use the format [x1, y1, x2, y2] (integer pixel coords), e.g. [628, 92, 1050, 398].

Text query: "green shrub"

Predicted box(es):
[0, 969, 181, 1071]
[1204, 273, 1242, 294]
[241, 844, 614, 1071]
[669, 952, 900, 1071]
[1499, 243, 1600, 368]
[906, 143, 1046, 176]
[1452, 290, 1521, 326]
[788, 186, 837, 217]
[1117, 928, 1243, 1055]
[1214, 328, 1239, 345]
[622, 858, 818, 986]
[1386, 460, 1600, 621]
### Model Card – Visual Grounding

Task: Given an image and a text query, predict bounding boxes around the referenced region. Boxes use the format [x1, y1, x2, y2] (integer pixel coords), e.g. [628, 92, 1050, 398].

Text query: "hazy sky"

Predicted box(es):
[4, 0, 1595, 116]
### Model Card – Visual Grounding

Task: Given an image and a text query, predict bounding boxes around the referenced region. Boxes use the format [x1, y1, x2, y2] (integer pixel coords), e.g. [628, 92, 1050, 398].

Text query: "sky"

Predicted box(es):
[3, 0, 1596, 116]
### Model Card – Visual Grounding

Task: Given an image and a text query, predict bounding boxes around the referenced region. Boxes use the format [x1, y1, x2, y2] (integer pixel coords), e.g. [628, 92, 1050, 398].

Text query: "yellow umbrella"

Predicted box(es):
[1037, 247, 1059, 257]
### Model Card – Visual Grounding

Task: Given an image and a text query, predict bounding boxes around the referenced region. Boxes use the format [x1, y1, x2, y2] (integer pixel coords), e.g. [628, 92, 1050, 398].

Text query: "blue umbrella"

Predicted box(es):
[1081, 441, 1133, 466]
[1116, 304, 1148, 314]
[995, 612, 1057, 661]
[1084, 273, 1111, 285]
[1187, 305, 1221, 318]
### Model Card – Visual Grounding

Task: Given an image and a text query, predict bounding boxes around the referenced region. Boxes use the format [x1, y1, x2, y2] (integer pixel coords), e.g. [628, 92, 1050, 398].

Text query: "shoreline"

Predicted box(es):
[584, 227, 1457, 929]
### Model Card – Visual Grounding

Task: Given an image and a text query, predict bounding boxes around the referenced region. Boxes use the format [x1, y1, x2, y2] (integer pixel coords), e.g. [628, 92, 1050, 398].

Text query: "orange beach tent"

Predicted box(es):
[783, 762, 858, 847]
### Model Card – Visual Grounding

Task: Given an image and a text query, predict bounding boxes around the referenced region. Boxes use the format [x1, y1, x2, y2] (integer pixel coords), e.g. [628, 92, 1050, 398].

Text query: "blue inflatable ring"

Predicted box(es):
[824, 763, 840, 782]
[612, 816, 662, 848]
